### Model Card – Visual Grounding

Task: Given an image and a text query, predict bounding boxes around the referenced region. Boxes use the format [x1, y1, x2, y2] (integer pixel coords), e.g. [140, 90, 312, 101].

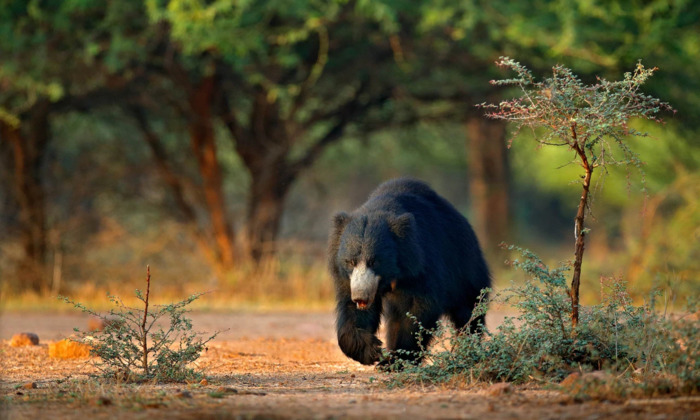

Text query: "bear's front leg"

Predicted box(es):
[336, 299, 382, 365]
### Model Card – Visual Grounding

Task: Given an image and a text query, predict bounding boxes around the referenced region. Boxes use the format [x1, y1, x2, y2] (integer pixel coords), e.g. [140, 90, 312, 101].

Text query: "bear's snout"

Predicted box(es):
[350, 261, 379, 310]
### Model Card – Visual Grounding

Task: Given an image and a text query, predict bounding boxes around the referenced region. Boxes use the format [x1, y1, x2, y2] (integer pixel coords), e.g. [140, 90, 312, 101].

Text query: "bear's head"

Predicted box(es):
[331, 211, 424, 310]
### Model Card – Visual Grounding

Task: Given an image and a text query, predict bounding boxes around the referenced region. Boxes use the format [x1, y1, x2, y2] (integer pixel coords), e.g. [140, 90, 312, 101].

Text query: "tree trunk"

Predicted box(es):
[245, 164, 294, 263]
[571, 139, 593, 329]
[188, 75, 237, 272]
[465, 117, 511, 251]
[227, 91, 297, 264]
[0, 102, 50, 293]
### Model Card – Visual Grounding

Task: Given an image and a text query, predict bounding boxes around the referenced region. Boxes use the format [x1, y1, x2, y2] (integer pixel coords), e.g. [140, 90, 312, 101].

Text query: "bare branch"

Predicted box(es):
[290, 85, 391, 175]
[129, 105, 199, 224]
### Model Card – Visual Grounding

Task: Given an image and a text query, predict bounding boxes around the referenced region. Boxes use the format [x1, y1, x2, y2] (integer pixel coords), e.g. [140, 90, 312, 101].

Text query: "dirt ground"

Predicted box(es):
[1, 311, 698, 419]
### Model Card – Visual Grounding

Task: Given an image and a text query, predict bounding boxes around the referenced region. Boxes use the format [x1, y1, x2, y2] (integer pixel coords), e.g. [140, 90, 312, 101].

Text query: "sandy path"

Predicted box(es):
[1, 311, 698, 419]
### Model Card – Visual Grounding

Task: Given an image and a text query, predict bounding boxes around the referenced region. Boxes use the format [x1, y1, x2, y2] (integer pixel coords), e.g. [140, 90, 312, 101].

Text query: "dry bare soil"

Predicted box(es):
[1, 311, 698, 419]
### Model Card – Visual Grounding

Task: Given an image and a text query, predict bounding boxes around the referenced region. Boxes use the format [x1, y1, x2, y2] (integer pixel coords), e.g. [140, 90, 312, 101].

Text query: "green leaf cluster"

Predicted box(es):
[484, 58, 674, 175]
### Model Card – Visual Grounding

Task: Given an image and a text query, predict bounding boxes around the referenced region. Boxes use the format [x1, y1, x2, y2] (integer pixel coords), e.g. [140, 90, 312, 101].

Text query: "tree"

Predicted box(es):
[0, 1, 151, 292]
[0, 102, 50, 292]
[144, 1, 402, 262]
[483, 57, 673, 327]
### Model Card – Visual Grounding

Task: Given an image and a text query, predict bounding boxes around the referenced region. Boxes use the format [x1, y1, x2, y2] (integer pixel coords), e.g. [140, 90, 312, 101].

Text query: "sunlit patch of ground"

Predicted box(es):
[1, 312, 698, 419]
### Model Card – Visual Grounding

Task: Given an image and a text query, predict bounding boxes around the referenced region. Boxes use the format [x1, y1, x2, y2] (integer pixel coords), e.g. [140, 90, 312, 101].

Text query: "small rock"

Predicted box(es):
[486, 382, 513, 396]
[10, 333, 39, 347]
[48, 339, 92, 359]
[21, 382, 37, 390]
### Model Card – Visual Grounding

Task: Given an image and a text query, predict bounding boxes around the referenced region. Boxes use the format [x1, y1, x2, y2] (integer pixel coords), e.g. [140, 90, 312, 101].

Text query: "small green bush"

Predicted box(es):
[390, 246, 699, 397]
[61, 266, 219, 383]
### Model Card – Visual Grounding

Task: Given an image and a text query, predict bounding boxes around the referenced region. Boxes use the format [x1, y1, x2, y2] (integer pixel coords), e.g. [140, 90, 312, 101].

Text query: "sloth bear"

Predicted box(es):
[328, 178, 491, 365]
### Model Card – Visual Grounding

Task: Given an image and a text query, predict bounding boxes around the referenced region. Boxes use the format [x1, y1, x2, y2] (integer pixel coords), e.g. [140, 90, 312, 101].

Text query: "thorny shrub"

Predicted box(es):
[61, 267, 219, 383]
[388, 246, 699, 398]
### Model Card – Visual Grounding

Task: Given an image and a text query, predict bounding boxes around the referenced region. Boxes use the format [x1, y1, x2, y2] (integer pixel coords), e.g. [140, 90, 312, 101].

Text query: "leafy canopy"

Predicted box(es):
[482, 57, 675, 176]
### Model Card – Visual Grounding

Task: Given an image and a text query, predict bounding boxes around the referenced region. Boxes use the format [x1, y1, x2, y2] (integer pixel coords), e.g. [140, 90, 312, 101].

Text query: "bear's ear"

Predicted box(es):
[333, 212, 351, 233]
[389, 213, 416, 239]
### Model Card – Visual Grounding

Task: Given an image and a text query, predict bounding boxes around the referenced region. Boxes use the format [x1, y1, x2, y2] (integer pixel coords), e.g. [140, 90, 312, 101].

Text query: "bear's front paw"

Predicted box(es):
[355, 331, 382, 365]
[339, 329, 382, 365]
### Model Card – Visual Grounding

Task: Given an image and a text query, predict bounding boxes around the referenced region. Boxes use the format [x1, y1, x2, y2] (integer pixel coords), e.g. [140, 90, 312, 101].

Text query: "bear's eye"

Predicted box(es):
[345, 258, 357, 267]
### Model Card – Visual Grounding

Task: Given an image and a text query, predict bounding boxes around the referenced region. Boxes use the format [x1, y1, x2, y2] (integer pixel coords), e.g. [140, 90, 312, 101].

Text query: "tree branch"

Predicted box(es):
[290, 85, 391, 175]
[129, 105, 198, 223]
[217, 89, 249, 149]
[286, 26, 330, 123]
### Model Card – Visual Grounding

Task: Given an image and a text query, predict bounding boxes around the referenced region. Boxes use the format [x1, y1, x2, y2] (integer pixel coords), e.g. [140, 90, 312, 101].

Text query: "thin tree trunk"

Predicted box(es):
[188, 75, 237, 271]
[0, 103, 50, 293]
[465, 117, 511, 251]
[245, 167, 293, 263]
[571, 139, 593, 329]
[141, 266, 151, 376]
[227, 90, 295, 264]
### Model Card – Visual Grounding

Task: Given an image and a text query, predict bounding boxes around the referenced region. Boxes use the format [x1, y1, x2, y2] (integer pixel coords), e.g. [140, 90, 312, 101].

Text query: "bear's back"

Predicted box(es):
[366, 178, 436, 202]
[362, 178, 458, 222]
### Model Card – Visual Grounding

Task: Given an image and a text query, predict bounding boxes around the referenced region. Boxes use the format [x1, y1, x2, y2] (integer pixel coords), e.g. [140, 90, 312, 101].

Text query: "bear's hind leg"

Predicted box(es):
[384, 297, 441, 364]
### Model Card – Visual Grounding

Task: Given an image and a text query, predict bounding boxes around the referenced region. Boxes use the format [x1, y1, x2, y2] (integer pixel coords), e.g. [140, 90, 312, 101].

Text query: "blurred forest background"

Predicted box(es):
[1, 0, 698, 309]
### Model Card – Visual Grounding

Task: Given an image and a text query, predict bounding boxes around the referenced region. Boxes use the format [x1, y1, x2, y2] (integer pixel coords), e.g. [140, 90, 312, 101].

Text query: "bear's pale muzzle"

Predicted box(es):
[350, 262, 379, 310]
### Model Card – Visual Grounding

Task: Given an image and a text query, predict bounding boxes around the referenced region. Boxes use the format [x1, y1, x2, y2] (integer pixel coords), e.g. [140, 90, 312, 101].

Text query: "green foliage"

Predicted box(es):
[390, 246, 699, 396]
[61, 268, 218, 383]
[0, 1, 152, 124]
[483, 57, 674, 177]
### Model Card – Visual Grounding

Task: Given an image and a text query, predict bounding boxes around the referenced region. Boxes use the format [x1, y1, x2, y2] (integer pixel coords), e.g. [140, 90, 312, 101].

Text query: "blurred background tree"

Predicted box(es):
[1, 0, 697, 304]
[0, 1, 156, 293]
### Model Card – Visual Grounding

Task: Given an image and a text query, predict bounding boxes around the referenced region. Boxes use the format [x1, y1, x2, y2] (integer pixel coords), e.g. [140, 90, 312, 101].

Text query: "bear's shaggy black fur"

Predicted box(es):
[328, 178, 491, 365]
